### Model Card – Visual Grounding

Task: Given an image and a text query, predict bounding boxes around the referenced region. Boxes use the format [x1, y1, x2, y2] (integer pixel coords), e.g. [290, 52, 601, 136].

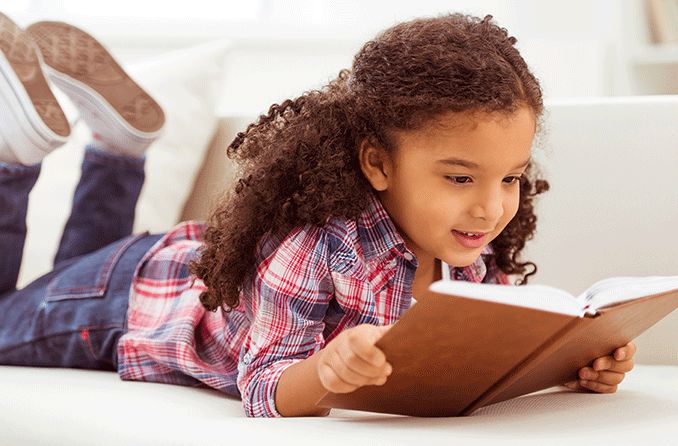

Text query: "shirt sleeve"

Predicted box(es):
[236, 224, 335, 418]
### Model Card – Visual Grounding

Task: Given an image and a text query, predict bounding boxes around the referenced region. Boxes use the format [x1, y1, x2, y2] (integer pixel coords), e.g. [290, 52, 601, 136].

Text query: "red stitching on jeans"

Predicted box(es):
[79, 325, 124, 362]
[0, 325, 123, 356]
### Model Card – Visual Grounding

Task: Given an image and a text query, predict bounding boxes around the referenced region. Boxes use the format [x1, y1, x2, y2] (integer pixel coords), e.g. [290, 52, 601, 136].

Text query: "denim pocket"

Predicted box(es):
[44, 231, 150, 302]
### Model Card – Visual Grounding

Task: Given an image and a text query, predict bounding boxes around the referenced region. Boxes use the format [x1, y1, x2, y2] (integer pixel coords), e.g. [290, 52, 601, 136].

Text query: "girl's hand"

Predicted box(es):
[562, 341, 636, 393]
[316, 323, 394, 394]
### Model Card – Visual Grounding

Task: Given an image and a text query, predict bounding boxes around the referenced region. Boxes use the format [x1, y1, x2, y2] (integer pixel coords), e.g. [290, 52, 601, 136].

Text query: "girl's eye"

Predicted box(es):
[445, 176, 522, 185]
[446, 176, 472, 185]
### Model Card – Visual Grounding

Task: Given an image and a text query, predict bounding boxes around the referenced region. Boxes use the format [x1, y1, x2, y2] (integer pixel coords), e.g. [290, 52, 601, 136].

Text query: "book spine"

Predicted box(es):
[460, 315, 582, 415]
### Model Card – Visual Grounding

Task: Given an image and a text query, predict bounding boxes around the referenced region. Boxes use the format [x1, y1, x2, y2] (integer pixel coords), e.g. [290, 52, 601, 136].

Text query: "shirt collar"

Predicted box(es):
[357, 190, 494, 282]
[357, 191, 412, 262]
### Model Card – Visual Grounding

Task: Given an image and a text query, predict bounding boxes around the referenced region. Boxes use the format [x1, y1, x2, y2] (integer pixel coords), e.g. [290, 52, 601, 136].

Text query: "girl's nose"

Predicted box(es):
[469, 189, 503, 223]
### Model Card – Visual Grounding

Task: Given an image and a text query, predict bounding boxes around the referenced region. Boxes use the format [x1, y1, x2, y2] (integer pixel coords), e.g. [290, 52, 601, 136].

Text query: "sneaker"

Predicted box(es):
[0, 12, 70, 165]
[26, 20, 165, 159]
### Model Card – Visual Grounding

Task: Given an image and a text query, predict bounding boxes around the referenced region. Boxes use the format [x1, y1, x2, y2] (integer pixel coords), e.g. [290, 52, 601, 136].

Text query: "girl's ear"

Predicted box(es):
[358, 137, 391, 192]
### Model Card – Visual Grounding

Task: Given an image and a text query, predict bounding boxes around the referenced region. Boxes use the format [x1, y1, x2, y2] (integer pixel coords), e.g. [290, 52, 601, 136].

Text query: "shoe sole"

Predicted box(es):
[26, 21, 165, 142]
[0, 13, 70, 164]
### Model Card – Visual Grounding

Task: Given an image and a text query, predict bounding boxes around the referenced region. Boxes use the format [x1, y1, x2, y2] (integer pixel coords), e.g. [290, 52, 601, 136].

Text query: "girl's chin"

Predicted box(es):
[452, 244, 488, 258]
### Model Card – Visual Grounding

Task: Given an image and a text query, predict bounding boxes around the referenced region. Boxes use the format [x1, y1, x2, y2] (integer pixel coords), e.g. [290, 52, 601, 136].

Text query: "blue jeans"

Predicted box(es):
[0, 145, 165, 371]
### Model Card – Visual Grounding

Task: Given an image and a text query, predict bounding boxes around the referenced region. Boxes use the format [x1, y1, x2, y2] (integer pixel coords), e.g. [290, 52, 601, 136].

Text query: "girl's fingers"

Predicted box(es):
[336, 343, 384, 382]
[612, 341, 636, 362]
[593, 341, 637, 372]
[592, 356, 635, 373]
[579, 369, 626, 386]
[579, 379, 618, 393]
[561, 380, 585, 391]
[318, 361, 353, 389]
[351, 325, 389, 367]
[616, 341, 636, 360]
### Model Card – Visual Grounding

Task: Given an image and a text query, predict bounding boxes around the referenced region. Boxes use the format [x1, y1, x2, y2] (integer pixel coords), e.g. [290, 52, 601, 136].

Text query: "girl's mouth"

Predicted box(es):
[452, 230, 485, 248]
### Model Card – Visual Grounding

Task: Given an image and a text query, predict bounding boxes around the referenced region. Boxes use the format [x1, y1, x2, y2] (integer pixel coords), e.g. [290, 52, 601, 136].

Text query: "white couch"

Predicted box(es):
[1, 95, 676, 445]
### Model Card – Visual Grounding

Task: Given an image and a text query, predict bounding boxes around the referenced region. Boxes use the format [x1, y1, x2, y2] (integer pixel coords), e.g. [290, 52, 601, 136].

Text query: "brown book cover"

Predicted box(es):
[315, 282, 678, 417]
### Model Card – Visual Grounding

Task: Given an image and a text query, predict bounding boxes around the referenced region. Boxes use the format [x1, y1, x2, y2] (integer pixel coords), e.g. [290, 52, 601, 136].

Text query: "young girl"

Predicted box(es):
[0, 12, 636, 418]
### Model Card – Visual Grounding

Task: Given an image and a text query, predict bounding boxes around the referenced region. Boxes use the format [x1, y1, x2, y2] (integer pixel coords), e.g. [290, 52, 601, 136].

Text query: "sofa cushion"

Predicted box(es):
[0, 364, 675, 444]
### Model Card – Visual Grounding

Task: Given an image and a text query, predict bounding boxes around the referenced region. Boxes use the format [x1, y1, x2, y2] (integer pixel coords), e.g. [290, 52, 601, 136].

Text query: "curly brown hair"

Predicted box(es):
[188, 12, 551, 313]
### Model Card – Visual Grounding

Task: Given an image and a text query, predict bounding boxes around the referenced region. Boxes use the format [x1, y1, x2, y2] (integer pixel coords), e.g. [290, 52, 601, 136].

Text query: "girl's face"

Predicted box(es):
[359, 106, 536, 271]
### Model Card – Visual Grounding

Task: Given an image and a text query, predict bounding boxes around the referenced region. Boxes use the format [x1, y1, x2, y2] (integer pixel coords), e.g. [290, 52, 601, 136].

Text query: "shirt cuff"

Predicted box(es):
[242, 358, 306, 418]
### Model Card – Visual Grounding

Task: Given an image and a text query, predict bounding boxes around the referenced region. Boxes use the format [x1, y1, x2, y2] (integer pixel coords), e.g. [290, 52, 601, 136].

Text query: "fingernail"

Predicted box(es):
[617, 351, 625, 360]
[580, 380, 589, 386]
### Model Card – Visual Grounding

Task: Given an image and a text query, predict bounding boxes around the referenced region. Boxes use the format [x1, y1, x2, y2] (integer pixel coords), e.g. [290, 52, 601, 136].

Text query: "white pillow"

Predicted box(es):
[17, 38, 230, 288]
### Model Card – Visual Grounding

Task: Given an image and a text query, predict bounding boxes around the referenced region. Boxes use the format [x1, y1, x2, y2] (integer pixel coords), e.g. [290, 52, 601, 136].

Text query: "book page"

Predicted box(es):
[577, 275, 678, 312]
[428, 280, 584, 316]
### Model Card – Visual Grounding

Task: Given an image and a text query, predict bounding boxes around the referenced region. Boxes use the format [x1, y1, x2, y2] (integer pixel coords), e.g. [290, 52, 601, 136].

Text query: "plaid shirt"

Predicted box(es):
[116, 191, 510, 417]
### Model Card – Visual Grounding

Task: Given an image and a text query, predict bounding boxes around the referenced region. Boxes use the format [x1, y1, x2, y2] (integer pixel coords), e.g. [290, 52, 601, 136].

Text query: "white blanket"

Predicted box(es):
[0, 364, 676, 445]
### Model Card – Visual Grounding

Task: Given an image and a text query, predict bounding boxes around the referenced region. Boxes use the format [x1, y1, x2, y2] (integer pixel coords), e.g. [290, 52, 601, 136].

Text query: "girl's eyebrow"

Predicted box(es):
[436, 157, 531, 169]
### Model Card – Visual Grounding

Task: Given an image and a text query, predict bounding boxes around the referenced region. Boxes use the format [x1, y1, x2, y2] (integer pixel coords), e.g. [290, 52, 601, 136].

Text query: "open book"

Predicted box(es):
[316, 275, 678, 417]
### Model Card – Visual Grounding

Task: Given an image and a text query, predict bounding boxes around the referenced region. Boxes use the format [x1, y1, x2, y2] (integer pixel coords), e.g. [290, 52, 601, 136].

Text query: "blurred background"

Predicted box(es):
[3, 0, 677, 117]
[4, 0, 678, 355]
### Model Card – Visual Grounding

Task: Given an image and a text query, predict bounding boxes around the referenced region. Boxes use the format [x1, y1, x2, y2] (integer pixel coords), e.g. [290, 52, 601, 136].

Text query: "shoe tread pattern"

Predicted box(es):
[0, 13, 70, 137]
[27, 21, 164, 133]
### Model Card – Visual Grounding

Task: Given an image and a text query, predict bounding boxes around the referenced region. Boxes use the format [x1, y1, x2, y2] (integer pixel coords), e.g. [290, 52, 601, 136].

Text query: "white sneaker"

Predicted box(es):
[0, 12, 70, 165]
[26, 20, 165, 159]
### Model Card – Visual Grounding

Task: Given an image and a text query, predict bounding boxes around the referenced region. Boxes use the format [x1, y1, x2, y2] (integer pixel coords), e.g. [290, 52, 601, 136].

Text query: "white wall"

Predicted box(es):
[6, 0, 675, 117]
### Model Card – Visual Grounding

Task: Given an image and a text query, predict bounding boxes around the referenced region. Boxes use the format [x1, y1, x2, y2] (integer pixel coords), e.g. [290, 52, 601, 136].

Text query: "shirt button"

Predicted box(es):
[243, 353, 251, 364]
[387, 259, 397, 268]
[403, 252, 414, 261]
